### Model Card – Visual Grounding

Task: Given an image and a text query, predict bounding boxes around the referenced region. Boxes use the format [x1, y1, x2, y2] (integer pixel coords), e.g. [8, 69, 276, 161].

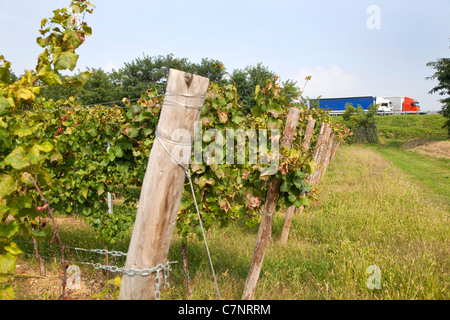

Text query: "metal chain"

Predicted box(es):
[74, 247, 128, 257]
[93, 260, 177, 300]
[18, 238, 177, 300]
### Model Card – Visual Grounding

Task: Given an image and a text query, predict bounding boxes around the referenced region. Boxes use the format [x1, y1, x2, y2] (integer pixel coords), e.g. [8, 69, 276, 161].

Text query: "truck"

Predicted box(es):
[318, 96, 393, 113]
[383, 96, 420, 113]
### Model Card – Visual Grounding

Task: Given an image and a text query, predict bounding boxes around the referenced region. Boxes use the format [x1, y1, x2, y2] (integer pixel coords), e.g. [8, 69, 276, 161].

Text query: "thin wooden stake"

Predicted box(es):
[295, 122, 328, 216]
[31, 235, 46, 277]
[181, 242, 192, 298]
[241, 107, 300, 300]
[280, 118, 316, 245]
[319, 133, 335, 180]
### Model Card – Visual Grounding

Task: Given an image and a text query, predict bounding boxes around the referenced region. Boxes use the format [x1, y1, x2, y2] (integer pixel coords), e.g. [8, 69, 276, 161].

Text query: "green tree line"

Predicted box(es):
[34, 54, 303, 113]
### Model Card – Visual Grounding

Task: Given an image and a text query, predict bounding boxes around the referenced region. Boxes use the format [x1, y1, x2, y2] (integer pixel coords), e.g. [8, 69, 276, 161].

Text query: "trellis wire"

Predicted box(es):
[155, 130, 222, 300]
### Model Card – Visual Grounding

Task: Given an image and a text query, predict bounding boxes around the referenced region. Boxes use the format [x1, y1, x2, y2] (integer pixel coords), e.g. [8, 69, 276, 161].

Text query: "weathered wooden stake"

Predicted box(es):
[310, 124, 332, 186]
[181, 242, 192, 298]
[32, 235, 46, 277]
[329, 140, 340, 163]
[318, 133, 335, 180]
[119, 69, 209, 300]
[241, 107, 300, 300]
[294, 122, 326, 216]
[279, 118, 316, 245]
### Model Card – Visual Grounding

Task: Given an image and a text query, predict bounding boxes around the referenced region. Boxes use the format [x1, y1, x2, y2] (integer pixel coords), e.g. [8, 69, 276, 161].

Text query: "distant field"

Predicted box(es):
[375, 114, 448, 141]
[331, 114, 448, 141]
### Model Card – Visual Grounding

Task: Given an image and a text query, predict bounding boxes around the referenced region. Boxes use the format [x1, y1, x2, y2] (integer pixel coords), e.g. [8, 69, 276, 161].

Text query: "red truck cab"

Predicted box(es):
[403, 97, 420, 112]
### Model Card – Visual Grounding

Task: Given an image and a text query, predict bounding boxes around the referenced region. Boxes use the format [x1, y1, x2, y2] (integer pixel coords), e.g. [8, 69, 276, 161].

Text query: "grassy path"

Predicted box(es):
[370, 140, 450, 204]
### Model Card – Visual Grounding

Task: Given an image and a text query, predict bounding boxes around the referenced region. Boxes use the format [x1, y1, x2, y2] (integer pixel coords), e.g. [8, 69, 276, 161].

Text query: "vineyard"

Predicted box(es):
[4, 1, 447, 302]
[0, 1, 353, 300]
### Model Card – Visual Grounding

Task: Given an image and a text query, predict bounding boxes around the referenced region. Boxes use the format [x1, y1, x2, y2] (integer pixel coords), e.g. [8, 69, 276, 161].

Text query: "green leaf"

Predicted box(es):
[81, 189, 89, 200]
[4, 146, 29, 170]
[82, 26, 93, 36]
[0, 60, 11, 85]
[5, 242, 22, 256]
[70, 70, 92, 87]
[54, 51, 79, 71]
[97, 186, 105, 196]
[303, 182, 313, 193]
[63, 29, 82, 50]
[292, 176, 303, 189]
[30, 229, 46, 239]
[288, 191, 297, 203]
[35, 141, 54, 153]
[293, 196, 307, 208]
[0, 97, 14, 116]
[127, 127, 139, 138]
[254, 85, 260, 99]
[37, 65, 62, 86]
[232, 111, 245, 125]
[114, 146, 124, 158]
[305, 160, 317, 175]
[28, 145, 41, 165]
[0, 175, 16, 196]
[87, 127, 98, 137]
[0, 285, 15, 300]
[280, 180, 291, 193]
[0, 220, 19, 239]
[13, 124, 33, 138]
[40, 18, 48, 28]
[16, 88, 35, 101]
[0, 253, 17, 274]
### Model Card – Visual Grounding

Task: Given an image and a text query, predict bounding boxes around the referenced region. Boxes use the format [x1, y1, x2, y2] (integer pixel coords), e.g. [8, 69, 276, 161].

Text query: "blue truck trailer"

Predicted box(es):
[318, 96, 392, 113]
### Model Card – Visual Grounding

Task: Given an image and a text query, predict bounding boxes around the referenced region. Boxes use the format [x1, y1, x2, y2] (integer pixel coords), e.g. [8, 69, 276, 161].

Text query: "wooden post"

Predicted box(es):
[279, 118, 316, 245]
[311, 125, 332, 187]
[302, 118, 317, 151]
[294, 122, 327, 216]
[119, 69, 209, 300]
[319, 134, 335, 179]
[241, 107, 300, 300]
[330, 140, 340, 162]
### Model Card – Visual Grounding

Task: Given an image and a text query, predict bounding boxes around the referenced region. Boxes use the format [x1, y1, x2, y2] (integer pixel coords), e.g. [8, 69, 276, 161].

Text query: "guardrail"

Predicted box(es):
[327, 110, 440, 116]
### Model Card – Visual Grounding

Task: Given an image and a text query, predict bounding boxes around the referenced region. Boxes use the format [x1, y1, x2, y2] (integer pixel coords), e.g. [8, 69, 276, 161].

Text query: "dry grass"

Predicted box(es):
[414, 141, 450, 159]
[402, 138, 450, 159]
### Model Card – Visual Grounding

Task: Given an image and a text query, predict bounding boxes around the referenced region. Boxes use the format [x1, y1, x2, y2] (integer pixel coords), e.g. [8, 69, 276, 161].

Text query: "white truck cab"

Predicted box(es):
[375, 97, 393, 112]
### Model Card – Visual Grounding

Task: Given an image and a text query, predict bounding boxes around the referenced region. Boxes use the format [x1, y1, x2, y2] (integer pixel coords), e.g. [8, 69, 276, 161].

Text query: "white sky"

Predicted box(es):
[1, 0, 449, 111]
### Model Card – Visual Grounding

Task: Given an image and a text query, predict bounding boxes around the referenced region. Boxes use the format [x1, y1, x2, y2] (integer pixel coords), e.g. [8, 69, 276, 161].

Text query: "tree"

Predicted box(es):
[427, 52, 450, 137]
[342, 103, 379, 144]
[231, 63, 277, 111]
[191, 57, 227, 84]
[77, 68, 122, 105]
[109, 54, 227, 100]
[231, 62, 302, 113]
[40, 68, 121, 105]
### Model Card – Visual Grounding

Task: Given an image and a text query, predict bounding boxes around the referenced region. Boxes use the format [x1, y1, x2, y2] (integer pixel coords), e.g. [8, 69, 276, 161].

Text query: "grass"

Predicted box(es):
[375, 114, 448, 141]
[331, 114, 448, 141]
[11, 144, 449, 300]
[370, 140, 450, 204]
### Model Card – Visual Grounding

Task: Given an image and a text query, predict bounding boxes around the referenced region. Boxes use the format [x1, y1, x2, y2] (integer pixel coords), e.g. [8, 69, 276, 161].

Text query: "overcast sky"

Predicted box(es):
[1, 0, 449, 111]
